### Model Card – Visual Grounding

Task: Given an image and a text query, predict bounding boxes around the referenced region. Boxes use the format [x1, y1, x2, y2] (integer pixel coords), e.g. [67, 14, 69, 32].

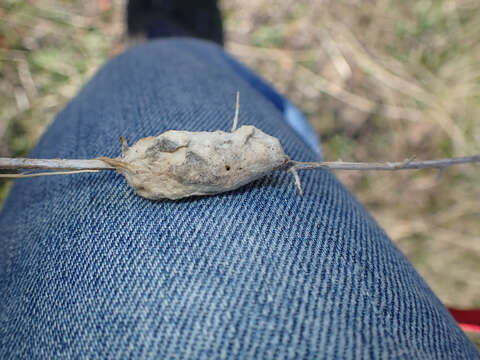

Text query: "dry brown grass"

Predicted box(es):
[1, 0, 479, 333]
[223, 0, 480, 311]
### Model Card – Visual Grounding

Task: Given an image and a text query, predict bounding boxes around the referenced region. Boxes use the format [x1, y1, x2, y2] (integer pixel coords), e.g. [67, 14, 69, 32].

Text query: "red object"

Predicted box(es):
[448, 308, 480, 333]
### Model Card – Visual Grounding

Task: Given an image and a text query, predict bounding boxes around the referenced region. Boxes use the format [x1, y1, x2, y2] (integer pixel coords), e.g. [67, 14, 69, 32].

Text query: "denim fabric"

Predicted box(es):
[0, 39, 478, 359]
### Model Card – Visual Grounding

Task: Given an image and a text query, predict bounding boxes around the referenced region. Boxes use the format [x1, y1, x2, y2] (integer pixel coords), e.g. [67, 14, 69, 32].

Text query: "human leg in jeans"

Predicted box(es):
[0, 39, 478, 359]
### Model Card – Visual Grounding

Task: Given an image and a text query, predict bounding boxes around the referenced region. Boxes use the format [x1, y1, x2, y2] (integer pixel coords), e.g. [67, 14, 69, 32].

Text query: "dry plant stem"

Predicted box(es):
[0, 158, 115, 171]
[231, 91, 240, 132]
[1, 155, 479, 175]
[290, 154, 480, 171]
[0, 170, 101, 178]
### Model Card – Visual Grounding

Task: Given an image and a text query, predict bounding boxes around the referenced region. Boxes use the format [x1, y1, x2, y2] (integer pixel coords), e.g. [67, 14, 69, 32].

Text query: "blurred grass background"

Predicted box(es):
[0, 0, 479, 344]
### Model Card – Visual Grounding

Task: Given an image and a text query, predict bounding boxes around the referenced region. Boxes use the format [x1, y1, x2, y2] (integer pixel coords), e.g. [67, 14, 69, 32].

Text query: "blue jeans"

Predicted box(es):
[0, 39, 478, 359]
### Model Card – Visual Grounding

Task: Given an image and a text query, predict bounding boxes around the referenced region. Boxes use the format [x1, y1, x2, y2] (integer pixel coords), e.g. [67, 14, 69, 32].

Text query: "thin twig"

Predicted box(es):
[231, 91, 240, 132]
[0, 158, 115, 171]
[290, 154, 480, 171]
[1, 155, 479, 177]
[0, 170, 100, 178]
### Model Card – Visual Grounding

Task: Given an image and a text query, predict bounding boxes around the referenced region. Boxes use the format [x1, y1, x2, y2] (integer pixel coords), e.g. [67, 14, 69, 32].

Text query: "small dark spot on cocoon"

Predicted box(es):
[225, 165, 231, 171]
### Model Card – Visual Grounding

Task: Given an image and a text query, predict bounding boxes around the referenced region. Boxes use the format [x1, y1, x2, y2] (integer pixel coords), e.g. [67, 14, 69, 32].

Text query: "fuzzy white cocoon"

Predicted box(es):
[105, 125, 289, 200]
